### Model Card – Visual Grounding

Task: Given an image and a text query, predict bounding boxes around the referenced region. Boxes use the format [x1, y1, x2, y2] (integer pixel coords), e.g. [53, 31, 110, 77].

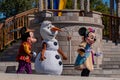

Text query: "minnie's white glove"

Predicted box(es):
[94, 52, 102, 57]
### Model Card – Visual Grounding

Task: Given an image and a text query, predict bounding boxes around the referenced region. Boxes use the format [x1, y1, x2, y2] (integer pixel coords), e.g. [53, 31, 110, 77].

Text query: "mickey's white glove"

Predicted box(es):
[32, 51, 37, 57]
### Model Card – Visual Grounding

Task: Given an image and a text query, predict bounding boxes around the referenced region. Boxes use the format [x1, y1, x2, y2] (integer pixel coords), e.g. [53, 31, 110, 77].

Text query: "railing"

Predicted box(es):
[0, 23, 4, 50]
[102, 13, 120, 42]
[0, 8, 38, 51]
[46, 9, 85, 16]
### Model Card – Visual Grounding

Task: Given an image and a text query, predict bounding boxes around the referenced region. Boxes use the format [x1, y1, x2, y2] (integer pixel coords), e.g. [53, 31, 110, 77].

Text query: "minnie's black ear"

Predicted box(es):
[78, 27, 87, 36]
[19, 27, 27, 36]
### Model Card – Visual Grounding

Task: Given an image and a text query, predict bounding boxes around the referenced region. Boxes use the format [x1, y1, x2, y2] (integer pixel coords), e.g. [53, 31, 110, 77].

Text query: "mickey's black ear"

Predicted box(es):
[19, 27, 27, 36]
[78, 27, 87, 36]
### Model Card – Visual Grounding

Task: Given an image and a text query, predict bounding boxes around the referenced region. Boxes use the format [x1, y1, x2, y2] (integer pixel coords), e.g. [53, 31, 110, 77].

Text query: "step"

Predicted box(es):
[63, 65, 120, 78]
[0, 62, 35, 73]
[102, 40, 120, 46]
[102, 40, 113, 44]
[102, 39, 120, 44]
[102, 51, 120, 54]
[103, 44, 120, 48]
[102, 43, 117, 46]
[0, 56, 16, 61]
[103, 61, 120, 65]
[102, 42, 117, 46]
[103, 54, 120, 58]
[103, 57, 120, 61]
[102, 48, 120, 52]
[100, 64, 120, 69]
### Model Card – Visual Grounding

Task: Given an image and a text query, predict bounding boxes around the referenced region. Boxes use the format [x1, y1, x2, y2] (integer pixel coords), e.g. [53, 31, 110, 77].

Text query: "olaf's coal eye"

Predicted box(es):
[48, 26, 52, 29]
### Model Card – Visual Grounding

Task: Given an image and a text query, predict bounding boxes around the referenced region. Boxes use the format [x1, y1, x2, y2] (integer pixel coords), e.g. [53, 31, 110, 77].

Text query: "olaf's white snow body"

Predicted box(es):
[35, 21, 63, 75]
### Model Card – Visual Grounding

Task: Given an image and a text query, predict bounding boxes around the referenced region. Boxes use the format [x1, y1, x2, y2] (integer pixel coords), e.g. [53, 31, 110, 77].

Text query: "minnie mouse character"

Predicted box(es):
[74, 27, 97, 76]
[16, 27, 37, 74]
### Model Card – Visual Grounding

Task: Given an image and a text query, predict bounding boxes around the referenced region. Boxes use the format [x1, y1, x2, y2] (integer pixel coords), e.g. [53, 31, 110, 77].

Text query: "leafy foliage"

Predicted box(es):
[0, 0, 38, 18]
[66, 0, 73, 9]
[0, 0, 111, 17]
[90, 0, 109, 14]
[65, 0, 110, 14]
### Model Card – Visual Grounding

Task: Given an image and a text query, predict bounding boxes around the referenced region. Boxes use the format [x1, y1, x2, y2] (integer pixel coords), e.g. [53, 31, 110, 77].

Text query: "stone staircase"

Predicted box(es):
[101, 40, 120, 69]
[62, 67, 120, 78]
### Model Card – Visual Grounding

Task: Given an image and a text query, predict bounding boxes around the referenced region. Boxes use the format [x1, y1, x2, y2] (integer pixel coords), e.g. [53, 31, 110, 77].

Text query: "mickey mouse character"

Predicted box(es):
[16, 27, 37, 74]
[74, 27, 96, 76]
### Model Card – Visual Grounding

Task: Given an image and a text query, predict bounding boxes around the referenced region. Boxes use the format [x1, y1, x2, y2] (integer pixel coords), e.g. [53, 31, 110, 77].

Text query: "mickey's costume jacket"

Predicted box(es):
[16, 41, 32, 63]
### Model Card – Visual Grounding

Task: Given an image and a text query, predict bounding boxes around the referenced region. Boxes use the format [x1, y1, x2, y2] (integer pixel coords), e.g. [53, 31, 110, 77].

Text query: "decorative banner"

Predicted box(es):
[48, 0, 66, 16]
[48, 0, 51, 9]
[53, 0, 59, 9]
[53, 0, 59, 16]
[58, 0, 67, 16]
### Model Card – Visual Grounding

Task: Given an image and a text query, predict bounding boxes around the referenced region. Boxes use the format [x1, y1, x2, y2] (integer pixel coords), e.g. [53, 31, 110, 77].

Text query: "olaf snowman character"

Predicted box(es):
[35, 21, 67, 75]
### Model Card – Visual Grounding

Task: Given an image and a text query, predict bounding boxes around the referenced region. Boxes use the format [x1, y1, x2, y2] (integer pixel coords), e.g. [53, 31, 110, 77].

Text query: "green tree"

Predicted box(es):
[34, 0, 39, 8]
[90, 0, 109, 14]
[66, 0, 73, 9]
[0, 0, 37, 18]
[65, 0, 109, 14]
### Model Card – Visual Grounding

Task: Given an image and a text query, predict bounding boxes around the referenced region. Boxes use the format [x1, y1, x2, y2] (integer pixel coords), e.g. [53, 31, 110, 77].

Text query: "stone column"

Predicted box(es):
[39, 0, 43, 11]
[73, 0, 77, 9]
[51, 0, 54, 9]
[86, 0, 90, 12]
[45, 0, 48, 10]
[85, 0, 90, 12]
[80, 0, 84, 10]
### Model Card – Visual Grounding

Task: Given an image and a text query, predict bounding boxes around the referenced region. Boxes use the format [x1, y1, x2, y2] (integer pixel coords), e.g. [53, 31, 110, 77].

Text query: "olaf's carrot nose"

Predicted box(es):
[51, 27, 62, 31]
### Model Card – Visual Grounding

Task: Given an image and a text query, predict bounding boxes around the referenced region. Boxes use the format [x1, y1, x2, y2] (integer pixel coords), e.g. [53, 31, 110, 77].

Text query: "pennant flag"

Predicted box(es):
[58, 0, 67, 16]
[48, 0, 51, 9]
[53, 0, 59, 9]
[53, 0, 59, 16]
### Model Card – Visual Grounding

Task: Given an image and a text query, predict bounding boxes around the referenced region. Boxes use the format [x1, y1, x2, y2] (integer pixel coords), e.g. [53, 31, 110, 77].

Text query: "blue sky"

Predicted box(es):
[0, 12, 6, 19]
[102, 0, 116, 9]
[102, 0, 110, 6]
[102, 0, 110, 4]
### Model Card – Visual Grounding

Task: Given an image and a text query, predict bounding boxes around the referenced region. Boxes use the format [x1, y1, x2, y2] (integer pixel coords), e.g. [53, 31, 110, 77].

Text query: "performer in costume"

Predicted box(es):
[74, 27, 97, 76]
[35, 21, 67, 75]
[16, 27, 37, 74]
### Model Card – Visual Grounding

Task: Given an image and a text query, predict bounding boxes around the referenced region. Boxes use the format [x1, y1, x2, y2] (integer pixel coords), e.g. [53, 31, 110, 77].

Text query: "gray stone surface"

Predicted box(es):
[102, 40, 120, 69]
[0, 73, 120, 80]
